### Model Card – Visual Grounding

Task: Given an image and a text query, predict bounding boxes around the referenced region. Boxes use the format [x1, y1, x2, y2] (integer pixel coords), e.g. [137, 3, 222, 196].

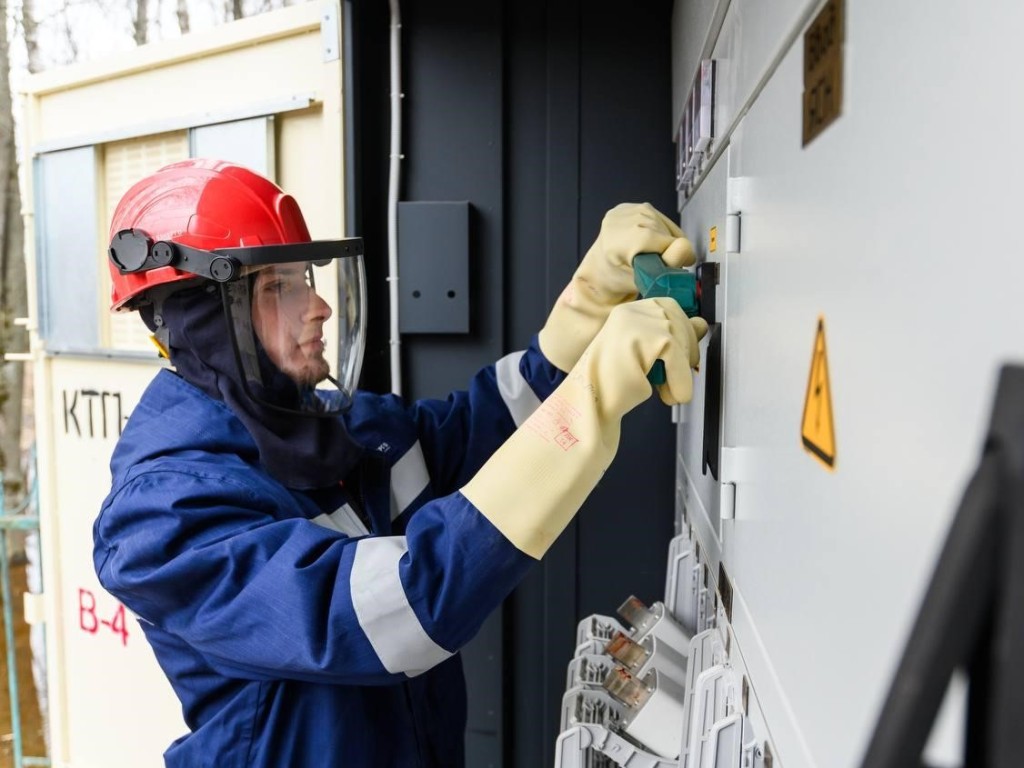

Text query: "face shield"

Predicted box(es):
[224, 249, 366, 415]
[109, 231, 366, 416]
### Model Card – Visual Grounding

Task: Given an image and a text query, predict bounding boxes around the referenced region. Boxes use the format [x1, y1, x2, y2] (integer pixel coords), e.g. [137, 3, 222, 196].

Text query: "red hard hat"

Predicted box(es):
[107, 158, 312, 311]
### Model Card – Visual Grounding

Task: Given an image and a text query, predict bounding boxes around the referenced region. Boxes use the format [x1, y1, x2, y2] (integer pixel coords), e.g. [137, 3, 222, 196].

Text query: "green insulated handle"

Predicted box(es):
[632, 253, 699, 386]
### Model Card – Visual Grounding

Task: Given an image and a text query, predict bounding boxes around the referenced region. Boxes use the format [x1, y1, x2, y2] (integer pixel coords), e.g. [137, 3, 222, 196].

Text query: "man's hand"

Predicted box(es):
[573, 298, 709, 420]
[538, 203, 696, 373]
[464, 297, 707, 560]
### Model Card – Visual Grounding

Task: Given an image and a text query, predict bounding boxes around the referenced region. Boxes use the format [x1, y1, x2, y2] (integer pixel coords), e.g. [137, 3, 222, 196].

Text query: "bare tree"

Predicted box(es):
[58, 0, 80, 62]
[0, 0, 28, 505]
[20, 0, 41, 73]
[132, 0, 149, 45]
[176, 0, 189, 34]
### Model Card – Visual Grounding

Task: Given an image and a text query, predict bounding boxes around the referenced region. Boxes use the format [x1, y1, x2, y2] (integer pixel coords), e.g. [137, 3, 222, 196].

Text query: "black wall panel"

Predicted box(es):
[348, 2, 677, 765]
[575, 2, 679, 628]
[506, 4, 584, 764]
[400, 2, 505, 397]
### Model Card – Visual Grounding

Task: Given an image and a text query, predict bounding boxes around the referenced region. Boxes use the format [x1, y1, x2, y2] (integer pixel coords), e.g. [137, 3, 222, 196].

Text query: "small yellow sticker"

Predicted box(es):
[709, 226, 718, 253]
[801, 317, 836, 470]
[149, 334, 170, 359]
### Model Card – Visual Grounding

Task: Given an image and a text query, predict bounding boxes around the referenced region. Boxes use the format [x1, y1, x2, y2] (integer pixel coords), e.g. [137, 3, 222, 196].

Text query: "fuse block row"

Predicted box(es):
[553, 510, 774, 767]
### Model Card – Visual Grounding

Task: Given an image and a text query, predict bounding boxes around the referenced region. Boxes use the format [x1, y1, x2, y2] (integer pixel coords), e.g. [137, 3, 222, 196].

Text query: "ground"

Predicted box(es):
[0, 559, 48, 764]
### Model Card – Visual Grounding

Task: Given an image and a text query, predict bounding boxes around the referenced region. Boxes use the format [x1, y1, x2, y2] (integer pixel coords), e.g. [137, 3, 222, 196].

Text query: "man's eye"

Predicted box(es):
[263, 281, 286, 294]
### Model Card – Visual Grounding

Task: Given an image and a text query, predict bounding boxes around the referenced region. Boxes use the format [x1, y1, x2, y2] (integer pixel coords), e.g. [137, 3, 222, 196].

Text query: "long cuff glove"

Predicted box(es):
[463, 298, 709, 559]
[538, 202, 697, 373]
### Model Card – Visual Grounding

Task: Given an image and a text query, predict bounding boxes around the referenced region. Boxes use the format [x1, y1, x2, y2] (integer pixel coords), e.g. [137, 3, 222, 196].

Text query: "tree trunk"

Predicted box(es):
[21, 0, 41, 74]
[0, 0, 28, 504]
[133, 0, 149, 46]
[0, 168, 27, 505]
[230, 0, 243, 21]
[176, 0, 190, 34]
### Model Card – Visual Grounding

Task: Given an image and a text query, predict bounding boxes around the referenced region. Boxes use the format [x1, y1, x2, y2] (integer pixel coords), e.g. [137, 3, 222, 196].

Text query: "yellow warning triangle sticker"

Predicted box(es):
[801, 317, 836, 469]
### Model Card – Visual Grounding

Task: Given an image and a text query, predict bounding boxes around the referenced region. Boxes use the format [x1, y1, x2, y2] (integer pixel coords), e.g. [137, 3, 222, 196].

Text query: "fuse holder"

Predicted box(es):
[617, 595, 692, 655]
[602, 666, 687, 759]
[605, 630, 688, 687]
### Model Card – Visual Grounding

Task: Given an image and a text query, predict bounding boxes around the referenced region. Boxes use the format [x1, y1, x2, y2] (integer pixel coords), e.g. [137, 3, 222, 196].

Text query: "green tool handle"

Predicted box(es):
[632, 253, 699, 386]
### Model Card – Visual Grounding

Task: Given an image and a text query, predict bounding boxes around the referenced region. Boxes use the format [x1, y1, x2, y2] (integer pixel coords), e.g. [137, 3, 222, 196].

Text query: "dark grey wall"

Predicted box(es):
[347, 1, 677, 765]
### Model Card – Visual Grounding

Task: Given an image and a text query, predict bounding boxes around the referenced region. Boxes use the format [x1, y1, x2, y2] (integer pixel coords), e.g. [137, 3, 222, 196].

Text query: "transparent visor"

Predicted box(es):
[222, 253, 366, 416]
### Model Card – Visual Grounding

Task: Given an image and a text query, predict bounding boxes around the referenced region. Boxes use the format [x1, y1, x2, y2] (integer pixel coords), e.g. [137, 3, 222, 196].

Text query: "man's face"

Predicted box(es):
[251, 263, 332, 386]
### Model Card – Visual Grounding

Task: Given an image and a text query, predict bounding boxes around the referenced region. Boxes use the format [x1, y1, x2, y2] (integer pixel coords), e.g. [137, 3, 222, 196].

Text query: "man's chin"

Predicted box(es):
[293, 363, 331, 387]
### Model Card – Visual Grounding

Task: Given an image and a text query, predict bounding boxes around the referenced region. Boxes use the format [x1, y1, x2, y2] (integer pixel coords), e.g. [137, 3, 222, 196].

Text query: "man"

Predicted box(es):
[93, 158, 706, 766]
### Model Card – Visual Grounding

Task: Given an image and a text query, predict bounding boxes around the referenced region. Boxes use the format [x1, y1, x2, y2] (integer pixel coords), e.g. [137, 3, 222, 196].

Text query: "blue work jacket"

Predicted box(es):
[93, 342, 563, 767]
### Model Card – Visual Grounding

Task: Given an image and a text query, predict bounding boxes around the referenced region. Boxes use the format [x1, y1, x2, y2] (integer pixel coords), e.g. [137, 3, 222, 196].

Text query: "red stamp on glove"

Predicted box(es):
[529, 394, 581, 450]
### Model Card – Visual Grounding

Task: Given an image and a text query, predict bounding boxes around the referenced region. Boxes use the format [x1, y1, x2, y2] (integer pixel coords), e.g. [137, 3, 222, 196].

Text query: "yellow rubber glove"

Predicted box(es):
[538, 203, 697, 373]
[464, 298, 709, 559]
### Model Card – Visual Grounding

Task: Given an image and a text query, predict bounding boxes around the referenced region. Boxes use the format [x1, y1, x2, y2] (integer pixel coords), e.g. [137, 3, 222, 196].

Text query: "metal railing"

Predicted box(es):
[0, 458, 50, 768]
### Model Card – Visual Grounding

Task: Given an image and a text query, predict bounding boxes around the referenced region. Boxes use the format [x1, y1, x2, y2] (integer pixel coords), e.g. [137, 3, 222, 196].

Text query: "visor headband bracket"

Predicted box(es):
[108, 228, 240, 283]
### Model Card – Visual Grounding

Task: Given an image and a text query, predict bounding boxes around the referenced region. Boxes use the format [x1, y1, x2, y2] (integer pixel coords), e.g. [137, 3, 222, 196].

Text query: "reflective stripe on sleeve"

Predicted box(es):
[495, 350, 541, 427]
[310, 504, 369, 537]
[390, 441, 430, 521]
[349, 535, 453, 676]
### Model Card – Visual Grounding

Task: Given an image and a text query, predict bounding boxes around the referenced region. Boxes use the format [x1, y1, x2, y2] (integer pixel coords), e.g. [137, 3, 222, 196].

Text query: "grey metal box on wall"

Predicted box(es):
[398, 201, 470, 334]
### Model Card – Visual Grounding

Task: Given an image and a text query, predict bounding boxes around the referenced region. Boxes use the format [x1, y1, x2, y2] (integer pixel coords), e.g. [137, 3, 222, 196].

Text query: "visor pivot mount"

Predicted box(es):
[209, 257, 238, 282]
[109, 228, 152, 273]
[151, 242, 175, 267]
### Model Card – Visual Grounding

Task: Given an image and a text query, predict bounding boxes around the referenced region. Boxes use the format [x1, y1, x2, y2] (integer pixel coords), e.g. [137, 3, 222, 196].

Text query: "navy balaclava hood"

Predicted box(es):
[142, 283, 363, 489]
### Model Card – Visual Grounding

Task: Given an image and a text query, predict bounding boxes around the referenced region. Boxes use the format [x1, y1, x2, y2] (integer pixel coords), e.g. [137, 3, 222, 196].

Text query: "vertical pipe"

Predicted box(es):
[387, 0, 403, 395]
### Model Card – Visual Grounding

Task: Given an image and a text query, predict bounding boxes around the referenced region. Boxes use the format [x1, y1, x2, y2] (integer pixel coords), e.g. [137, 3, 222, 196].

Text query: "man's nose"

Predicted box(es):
[304, 290, 333, 322]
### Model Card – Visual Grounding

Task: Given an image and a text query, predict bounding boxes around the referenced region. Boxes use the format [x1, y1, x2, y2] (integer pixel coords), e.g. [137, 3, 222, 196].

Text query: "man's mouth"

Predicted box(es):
[300, 336, 325, 353]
